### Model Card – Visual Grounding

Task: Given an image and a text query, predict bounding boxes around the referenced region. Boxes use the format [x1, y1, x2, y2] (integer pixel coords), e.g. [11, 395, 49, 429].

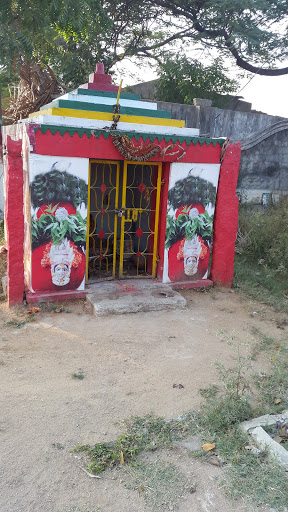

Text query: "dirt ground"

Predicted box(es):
[0, 287, 287, 512]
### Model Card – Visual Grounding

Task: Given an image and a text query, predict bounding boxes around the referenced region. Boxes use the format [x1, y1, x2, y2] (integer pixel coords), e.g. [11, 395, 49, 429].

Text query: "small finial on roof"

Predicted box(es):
[96, 63, 104, 74]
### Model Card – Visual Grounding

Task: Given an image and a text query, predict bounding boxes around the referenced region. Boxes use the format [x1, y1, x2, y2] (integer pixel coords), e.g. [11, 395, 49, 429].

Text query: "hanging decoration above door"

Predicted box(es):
[111, 133, 161, 161]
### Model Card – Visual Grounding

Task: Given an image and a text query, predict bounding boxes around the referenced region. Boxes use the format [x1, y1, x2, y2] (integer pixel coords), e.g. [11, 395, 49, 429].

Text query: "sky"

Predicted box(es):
[235, 74, 288, 117]
[113, 58, 288, 119]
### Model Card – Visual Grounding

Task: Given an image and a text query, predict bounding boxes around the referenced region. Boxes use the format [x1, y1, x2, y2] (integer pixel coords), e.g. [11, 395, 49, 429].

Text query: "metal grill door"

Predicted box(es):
[119, 161, 162, 278]
[86, 160, 120, 280]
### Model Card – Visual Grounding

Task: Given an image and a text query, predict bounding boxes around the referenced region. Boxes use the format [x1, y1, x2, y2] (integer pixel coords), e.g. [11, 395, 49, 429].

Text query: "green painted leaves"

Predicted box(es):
[31, 170, 88, 208]
[32, 211, 87, 249]
[165, 211, 213, 249]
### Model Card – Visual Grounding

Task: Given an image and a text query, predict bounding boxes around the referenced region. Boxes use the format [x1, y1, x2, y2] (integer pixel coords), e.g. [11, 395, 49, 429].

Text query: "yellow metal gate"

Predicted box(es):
[86, 160, 162, 280]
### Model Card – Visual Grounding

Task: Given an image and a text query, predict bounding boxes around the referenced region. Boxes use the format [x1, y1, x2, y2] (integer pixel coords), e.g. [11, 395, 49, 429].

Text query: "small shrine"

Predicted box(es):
[1, 63, 241, 305]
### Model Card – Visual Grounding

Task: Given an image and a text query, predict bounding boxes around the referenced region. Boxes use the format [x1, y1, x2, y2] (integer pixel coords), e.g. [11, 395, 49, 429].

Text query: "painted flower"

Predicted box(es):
[188, 207, 200, 220]
[55, 207, 69, 220]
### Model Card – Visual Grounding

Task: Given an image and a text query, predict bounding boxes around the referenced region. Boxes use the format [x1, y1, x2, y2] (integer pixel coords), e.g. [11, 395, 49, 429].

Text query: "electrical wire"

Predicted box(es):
[213, 65, 264, 121]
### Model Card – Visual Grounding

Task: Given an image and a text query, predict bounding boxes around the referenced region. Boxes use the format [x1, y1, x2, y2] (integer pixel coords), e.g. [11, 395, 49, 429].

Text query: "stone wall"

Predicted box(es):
[199, 106, 284, 140]
[154, 99, 285, 140]
[133, 95, 288, 202]
[238, 120, 288, 203]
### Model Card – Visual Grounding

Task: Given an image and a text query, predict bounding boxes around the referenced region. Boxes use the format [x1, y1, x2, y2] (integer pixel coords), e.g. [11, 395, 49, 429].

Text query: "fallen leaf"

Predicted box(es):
[209, 455, 222, 466]
[120, 451, 124, 465]
[28, 307, 41, 313]
[274, 435, 283, 444]
[274, 398, 281, 404]
[202, 443, 215, 452]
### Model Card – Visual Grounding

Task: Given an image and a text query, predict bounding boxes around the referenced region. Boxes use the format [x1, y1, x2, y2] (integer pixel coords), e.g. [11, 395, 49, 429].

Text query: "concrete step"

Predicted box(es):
[86, 280, 187, 316]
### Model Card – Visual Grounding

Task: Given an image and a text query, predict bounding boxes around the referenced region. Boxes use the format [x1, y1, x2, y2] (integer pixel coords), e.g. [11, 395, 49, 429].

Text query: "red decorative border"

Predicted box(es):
[34, 129, 222, 164]
[5, 135, 25, 305]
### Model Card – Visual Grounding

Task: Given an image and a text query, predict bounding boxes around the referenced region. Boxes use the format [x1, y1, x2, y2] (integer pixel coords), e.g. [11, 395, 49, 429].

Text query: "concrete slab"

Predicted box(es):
[86, 279, 187, 316]
[241, 410, 288, 471]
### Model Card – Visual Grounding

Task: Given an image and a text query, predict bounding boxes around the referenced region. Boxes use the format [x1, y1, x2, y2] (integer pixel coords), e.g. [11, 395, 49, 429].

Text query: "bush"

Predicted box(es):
[234, 197, 288, 312]
[237, 196, 288, 274]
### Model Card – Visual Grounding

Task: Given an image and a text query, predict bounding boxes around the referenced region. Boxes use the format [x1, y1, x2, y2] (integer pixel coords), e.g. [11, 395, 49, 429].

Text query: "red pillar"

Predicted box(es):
[210, 142, 241, 287]
[5, 136, 25, 305]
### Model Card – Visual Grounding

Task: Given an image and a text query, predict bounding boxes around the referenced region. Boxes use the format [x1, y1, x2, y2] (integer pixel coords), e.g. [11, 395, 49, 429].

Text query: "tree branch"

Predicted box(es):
[222, 30, 288, 76]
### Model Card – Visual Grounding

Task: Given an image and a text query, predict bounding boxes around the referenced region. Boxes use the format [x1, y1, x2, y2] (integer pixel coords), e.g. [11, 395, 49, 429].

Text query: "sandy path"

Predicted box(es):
[0, 288, 286, 512]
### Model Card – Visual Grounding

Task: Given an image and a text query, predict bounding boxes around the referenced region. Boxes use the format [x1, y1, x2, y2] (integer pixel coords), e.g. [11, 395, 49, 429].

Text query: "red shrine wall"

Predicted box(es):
[2, 122, 241, 305]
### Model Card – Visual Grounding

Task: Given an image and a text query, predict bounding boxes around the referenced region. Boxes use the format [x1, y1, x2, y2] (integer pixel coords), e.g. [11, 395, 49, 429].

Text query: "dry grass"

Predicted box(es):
[3, 63, 66, 123]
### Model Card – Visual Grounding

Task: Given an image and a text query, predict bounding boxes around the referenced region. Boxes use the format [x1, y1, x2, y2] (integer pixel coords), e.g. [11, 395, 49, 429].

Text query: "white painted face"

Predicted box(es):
[183, 235, 202, 276]
[49, 238, 74, 286]
[184, 256, 198, 275]
[52, 263, 71, 286]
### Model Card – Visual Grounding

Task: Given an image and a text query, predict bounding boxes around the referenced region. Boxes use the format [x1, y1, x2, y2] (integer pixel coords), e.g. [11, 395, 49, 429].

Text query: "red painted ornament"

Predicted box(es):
[31, 241, 85, 292]
[168, 236, 210, 282]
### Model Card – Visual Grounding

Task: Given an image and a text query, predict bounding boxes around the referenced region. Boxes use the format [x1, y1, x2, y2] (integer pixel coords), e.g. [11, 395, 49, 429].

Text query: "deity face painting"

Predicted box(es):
[49, 239, 74, 286]
[51, 262, 71, 286]
[183, 237, 202, 276]
[184, 255, 198, 276]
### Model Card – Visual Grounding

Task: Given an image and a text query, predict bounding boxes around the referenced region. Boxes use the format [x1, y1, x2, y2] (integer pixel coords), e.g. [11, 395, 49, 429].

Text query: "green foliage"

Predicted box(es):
[156, 56, 238, 106]
[237, 196, 288, 270]
[31, 170, 88, 208]
[234, 257, 288, 313]
[168, 175, 216, 210]
[219, 429, 288, 509]
[234, 196, 288, 312]
[254, 358, 288, 413]
[165, 211, 213, 248]
[31, 211, 87, 249]
[73, 414, 173, 474]
[1, 0, 288, 89]
[0, 0, 111, 87]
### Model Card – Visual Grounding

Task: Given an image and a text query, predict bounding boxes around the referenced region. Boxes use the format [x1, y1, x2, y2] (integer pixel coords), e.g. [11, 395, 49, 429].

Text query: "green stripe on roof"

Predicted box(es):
[40, 99, 171, 119]
[77, 88, 141, 101]
[34, 124, 225, 147]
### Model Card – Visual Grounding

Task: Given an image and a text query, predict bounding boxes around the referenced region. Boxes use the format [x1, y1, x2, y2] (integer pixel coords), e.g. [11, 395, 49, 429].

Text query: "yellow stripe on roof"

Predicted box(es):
[29, 107, 185, 128]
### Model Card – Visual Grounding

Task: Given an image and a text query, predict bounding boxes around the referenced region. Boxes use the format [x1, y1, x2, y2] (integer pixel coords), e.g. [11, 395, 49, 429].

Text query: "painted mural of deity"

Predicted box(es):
[164, 163, 220, 283]
[30, 158, 88, 292]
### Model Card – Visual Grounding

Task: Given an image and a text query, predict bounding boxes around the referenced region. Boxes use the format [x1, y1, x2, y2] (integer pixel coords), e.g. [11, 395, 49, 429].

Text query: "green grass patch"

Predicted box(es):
[3, 319, 26, 328]
[234, 197, 288, 313]
[125, 461, 192, 511]
[225, 441, 288, 508]
[234, 256, 288, 313]
[73, 413, 196, 474]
